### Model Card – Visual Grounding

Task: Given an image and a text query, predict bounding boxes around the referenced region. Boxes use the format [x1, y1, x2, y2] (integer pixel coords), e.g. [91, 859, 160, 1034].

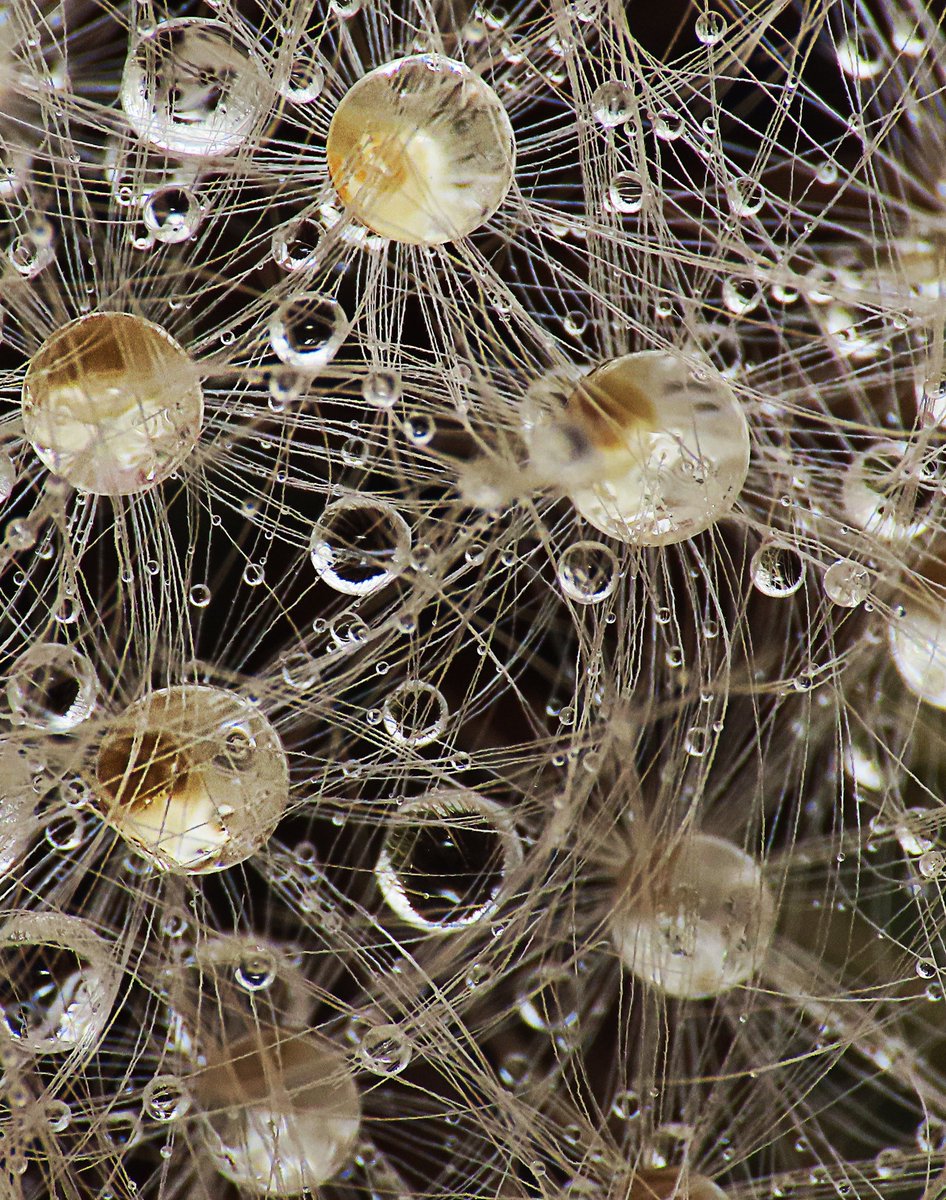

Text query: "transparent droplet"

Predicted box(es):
[358, 1023, 412, 1075]
[695, 10, 727, 44]
[557, 540, 618, 604]
[0, 912, 120, 1055]
[843, 441, 930, 541]
[278, 49, 325, 103]
[272, 215, 322, 271]
[0, 450, 15, 503]
[189, 583, 212, 608]
[381, 680, 448, 747]
[269, 294, 348, 372]
[591, 79, 634, 127]
[610, 833, 775, 998]
[750, 541, 804, 598]
[722, 276, 763, 315]
[6, 643, 98, 732]
[23, 313, 203, 496]
[143, 185, 202, 243]
[729, 176, 764, 217]
[362, 369, 401, 409]
[310, 496, 411, 596]
[121, 19, 269, 157]
[45, 1099, 72, 1132]
[8, 225, 56, 278]
[558, 352, 750, 546]
[653, 109, 684, 140]
[918, 849, 945, 880]
[196, 1028, 360, 1195]
[143, 1074, 190, 1122]
[327, 54, 515, 245]
[607, 171, 645, 214]
[376, 790, 523, 932]
[823, 559, 871, 607]
[94, 685, 289, 874]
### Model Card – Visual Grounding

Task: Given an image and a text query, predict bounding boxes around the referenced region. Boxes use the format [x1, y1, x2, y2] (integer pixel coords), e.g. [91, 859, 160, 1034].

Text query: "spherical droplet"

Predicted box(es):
[94, 685, 289, 873]
[310, 496, 411, 596]
[196, 1028, 360, 1196]
[561, 352, 750, 546]
[591, 79, 634, 127]
[358, 1022, 412, 1075]
[695, 11, 727, 44]
[557, 540, 618, 604]
[749, 541, 804, 598]
[142, 185, 202, 243]
[143, 1074, 190, 1122]
[269, 294, 349, 372]
[376, 791, 523, 932]
[381, 680, 448, 747]
[608, 171, 645, 214]
[0, 912, 120, 1055]
[327, 54, 515, 245]
[6, 642, 98, 732]
[121, 19, 269, 158]
[823, 558, 871, 607]
[22, 313, 202, 496]
[610, 833, 775, 998]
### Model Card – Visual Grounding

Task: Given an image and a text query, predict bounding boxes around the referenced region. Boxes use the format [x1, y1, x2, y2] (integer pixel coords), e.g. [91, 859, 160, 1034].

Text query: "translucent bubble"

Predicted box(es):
[269, 294, 349, 372]
[889, 602, 946, 709]
[695, 11, 727, 44]
[310, 496, 411, 596]
[608, 171, 645, 214]
[121, 19, 269, 158]
[823, 559, 871, 607]
[327, 54, 515, 245]
[278, 50, 325, 103]
[143, 185, 202, 243]
[196, 1028, 360, 1195]
[749, 541, 804, 598]
[557, 540, 618, 604]
[362, 369, 401, 408]
[653, 109, 684, 140]
[610, 833, 775, 998]
[143, 1074, 190, 1122]
[6, 642, 98, 732]
[376, 791, 523, 932]
[94, 685, 289, 874]
[843, 441, 930, 541]
[22, 313, 203, 496]
[0, 912, 120, 1055]
[591, 79, 634, 127]
[559, 352, 750, 546]
[358, 1022, 412, 1075]
[382, 680, 448, 746]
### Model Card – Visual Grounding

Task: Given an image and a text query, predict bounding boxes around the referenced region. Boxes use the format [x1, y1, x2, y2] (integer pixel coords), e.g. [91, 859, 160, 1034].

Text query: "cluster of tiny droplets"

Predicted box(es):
[2, 0, 946, 1197]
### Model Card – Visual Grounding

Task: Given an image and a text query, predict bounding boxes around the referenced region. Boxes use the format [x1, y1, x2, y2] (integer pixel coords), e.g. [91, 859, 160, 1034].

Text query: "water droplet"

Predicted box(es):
[653, 109, 683, 140]
[382, 680, 448, 746]
[143, 1074, 190, 1122]
[695, 10, 727, 44]
[143, 185, 202, 243]
[376, 791, 523, 931]
[557, 540, 618, 604]
[362, 369, 401, 409]
[269, 293, 348, 372]
[121, 18, 269, 157]
[327, 54, 515, 245]
[358, 1023, 412, 1075]
[189, 583, 211, 608]
[750, 541, 804, 598]
[607, 170, 644, 213]
[310, 496, 411, 596]
[592, 79, 634, 127]
[823, 559, 870, 607]
[6, 643, 98, 732]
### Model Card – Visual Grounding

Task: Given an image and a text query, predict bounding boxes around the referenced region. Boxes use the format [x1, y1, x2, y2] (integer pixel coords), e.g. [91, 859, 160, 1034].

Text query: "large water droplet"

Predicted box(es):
[6, 642, 98, 732]
[269, 294, 349, 372]
[310, 496, 411, 596]
[381, 680, 448, 746]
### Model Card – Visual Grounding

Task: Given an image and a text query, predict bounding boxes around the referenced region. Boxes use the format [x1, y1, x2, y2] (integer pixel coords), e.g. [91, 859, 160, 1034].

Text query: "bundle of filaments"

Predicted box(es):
[0, 0, 945, 1198]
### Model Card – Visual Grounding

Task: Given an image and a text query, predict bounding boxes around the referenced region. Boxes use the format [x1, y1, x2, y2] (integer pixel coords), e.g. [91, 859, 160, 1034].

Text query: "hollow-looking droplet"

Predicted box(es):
[376, 791, 523, 932]
[557, 539, 618, 604]
[195, 1027, 360, 1196]
[6, 642, 98, 731]
[561, 352, 750, 545]
[610, 833, 775, 998]
[749, 540, 804, 598]
[121, 18, 269, 158]
[94, 685, 288, 874]
[327, 54, 515, 245]
[310, 496, 411, 596]
[0, 912, 120, 1055]
[269, 294, 348, 373]
[22, 313, 202, 496]
[381, 680, 448, 746]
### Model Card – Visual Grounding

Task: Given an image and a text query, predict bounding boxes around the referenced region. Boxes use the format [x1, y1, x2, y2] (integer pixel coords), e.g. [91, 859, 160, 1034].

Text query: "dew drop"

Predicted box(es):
[6, 643, 98, 732]
[310, 496, 411, 596]
[557, 540, 618, 604]
[750, 541, 804, 598]
[269, 294, 349, 373]
[382, 680, 448, 747]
